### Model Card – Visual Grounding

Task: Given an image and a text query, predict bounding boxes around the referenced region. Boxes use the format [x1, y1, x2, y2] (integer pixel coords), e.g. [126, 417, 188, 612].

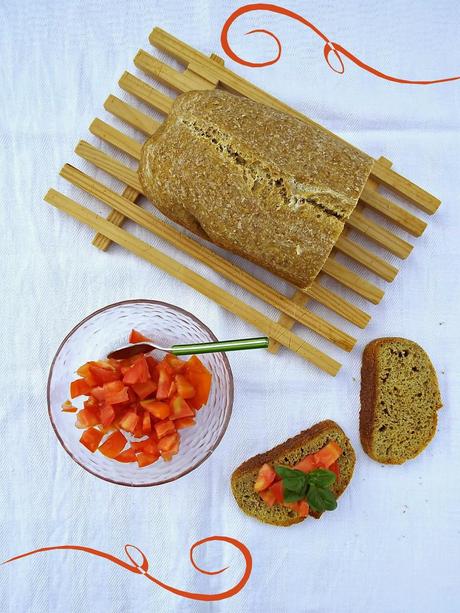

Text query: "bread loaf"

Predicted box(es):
[360, 338, 442, 464]
[139, 90, 373, 288]
[231, 420, 356, 526]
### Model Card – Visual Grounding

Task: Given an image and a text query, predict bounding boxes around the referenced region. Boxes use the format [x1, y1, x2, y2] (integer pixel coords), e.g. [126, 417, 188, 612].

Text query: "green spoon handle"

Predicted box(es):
[170, 337, 269, 356]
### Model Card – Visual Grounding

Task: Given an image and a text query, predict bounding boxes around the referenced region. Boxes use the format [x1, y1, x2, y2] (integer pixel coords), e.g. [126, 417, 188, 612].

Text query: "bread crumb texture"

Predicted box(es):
[360, 338, 442, 464]
[139, 90, 373, 287]
[231, 420, 356, 526]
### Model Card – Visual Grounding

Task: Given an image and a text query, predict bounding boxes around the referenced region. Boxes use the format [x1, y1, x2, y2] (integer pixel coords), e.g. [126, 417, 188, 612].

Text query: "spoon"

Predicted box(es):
[107, 336, 269, 360]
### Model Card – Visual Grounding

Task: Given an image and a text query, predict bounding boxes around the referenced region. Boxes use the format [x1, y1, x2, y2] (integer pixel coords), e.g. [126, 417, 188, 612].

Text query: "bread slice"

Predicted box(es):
[138, 89, 373, 288]
[360, 338, 442, 464]
[231, 420, 356, 526]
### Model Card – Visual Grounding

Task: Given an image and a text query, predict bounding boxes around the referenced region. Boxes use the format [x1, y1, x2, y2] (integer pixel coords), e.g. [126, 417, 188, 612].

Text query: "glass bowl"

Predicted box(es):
[48, 300, 234, 486]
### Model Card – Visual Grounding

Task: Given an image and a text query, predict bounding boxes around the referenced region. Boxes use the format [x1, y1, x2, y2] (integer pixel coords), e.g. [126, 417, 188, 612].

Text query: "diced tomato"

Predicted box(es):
[285, 500, 309, 518]
[156, 364, 172, 400]
[295, 454, 317, 473]
[130, 440, 148, 453]
[137, 451, 160, 467]
[99, 431, 127, 458]
[61, 400, 77, 413]
[114, 448, 137, 463]
[141, 400, 170, 420]
[142, 437, 159, 455]
[175, 417, 196, 430]
[142, 411, 152, 435]
[122, 355, 150, 385]
[167, 381, 177, 398]
[90, 386, 105, 402]
[128, 329, 152, 344]
[70, 378, 91, 399]
[269, 480, 284, 503]
[175, 374, 195, 399]
[84, 396, 99, 410]
[154, 420, 176, 439]
[75, 408, 100, 429]
[146, 356, 159, 380]
[164, 353, 186, 373]
[104, 381, 130, 405]
[254, 463, 276, 492]
[314, 442, 343, 468]
[89, 364, 120, 385]
[158, 432, 179, 453]
[133, 418, 144, 439]
[76, 362, 99, 387]
[79, 427, 103, 452]
[185, 357, 212, 409]
[161, 452, 174, 462]
[170, 395, 195, 420]
[119, 411, 138, 433]
[100, 404, 115, 427]
[329, 461, 340, 479]
[259, 488, 276, 507]
[131, 379, 157, 400]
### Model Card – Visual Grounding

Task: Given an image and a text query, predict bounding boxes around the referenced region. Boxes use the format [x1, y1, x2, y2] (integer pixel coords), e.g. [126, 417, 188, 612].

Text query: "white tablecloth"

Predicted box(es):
[1, 1, 459, 611]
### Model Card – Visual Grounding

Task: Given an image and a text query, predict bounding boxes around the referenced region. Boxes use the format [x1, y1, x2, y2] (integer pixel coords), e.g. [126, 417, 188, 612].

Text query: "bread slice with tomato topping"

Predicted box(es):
[231, 420, 356, 526]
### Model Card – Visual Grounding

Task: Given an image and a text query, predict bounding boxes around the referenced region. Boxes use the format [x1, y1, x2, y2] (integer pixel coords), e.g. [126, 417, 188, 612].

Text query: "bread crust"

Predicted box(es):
[360, 337, 442, 464]
[138, 89, 373, 288]
[231, 420, 356, 526]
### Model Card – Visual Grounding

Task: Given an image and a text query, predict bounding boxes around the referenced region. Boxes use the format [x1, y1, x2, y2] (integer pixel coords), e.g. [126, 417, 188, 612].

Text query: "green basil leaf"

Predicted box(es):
[305, 484, 324, 512]
[283, 489, 305, 503]
[318, 487, 337, 511]
[306, 484, 337, 512]
[282, 475, 306, 494]
[305, 469, 336, 488]
[275, 465, 306, 480]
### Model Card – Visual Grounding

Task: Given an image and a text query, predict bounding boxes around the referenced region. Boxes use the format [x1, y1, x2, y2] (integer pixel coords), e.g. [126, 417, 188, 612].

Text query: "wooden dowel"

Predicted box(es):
[335, 235, 398, 282]
[75, 140, 143, 192]
[322, 260, 384, 304]
[134, 49, 214, 92]
[104, 95, 159, 135]
[89, 119, 143, 160]
[60, 164, 357, 352]
[44, 188, 341, 375]
[306, 282, 370, 327]
[371, 159, 440, 214]
[359, 185, 427, 237]
[119, 72, 173, 114]
[348, 209, 413, 259]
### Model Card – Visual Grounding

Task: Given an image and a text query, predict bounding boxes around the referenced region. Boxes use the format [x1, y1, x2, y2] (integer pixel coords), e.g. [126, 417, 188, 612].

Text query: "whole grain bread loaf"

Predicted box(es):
[231, 420, 356, 526]
[360, 338, 442, 464]
[138, 90, 373, 288]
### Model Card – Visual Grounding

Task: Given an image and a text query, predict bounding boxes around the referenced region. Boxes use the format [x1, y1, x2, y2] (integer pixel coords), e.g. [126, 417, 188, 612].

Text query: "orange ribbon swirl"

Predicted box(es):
[221, 3, 460, 84]
[2, 536, 252, 602]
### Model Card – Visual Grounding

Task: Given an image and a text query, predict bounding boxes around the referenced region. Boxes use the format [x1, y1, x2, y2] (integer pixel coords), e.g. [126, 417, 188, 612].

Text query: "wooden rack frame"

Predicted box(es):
[44, 27, 440, 376]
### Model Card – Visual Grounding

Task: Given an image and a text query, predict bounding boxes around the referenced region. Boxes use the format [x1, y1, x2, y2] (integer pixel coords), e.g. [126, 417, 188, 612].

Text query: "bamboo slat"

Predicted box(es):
[60, 163, 356, 352]
[359, 185, 427, 236]
[104, 95, 159, 135]
[90, 119, 143, 160]
[370, 159, 440, 214]
[44, 188, 341, 375]
[134, 50, 215, 92]
[119, 71, 173, 114]
[348, 209, 413, 259]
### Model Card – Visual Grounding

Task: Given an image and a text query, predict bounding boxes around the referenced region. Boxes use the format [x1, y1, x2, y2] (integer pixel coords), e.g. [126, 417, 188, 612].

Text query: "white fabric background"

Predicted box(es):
[1, 1, 459, 611]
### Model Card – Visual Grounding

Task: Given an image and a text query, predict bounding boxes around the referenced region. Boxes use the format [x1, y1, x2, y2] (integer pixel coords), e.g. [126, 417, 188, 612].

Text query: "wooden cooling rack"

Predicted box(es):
[44, 27, 440, 376]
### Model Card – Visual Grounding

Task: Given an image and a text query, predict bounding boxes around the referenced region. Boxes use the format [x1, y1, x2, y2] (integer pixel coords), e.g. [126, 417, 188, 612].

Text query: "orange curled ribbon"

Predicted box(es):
[2, 536, 252, 602]
[221, 3, 460, 84]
